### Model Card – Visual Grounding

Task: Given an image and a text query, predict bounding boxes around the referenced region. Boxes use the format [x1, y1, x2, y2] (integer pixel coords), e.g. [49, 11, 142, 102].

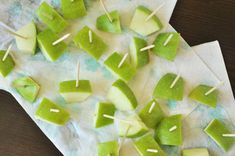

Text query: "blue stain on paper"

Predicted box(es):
[84, 57, 101, 72]
[208, 104, 226, 120]
[167, 100, 177, 109]
[101, 67, 113, 80]
[8, 1, 22, 17]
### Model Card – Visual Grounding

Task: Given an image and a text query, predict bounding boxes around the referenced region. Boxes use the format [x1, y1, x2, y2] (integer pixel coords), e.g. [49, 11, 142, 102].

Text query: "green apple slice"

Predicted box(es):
[153, 73, 184, 101]
[153, 32, 181, 61]
[118, 115, 148, 138]
[104, 52, 136, 82]
[130, 6, 163, 36]
[36, 2, 68, 33]
[107, 79, 138, 111]
[134, 134, 166, 156]
[0, 50, 15, 77]
[59, 80, 92, 103]
[15, 21, 37, 54]
[130, 37, 149, 68]
[189, 84, 217, 108]
[182, 148, 209, 156]
[37, 29, 67, 62]
[35, 98, 70, 125]
[204, 119, 235, 152]
[155, 114, 182, 146]
[61, 0, 86, 19]
[98, 141, 119, 156]
[73, 26, 108, 60]
[12, 77, 40, 103]
[139, 100, 165, 128]
[94, 102, 116, 128]
[96, 10, 122, 33]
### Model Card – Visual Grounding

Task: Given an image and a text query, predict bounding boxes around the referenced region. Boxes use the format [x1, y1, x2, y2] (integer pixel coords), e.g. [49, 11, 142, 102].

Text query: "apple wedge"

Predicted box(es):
[0, 50, 15, 77]
[98, 141, 119, 156]
[182, 148, 209, 156]
[61, 0, 86, 19]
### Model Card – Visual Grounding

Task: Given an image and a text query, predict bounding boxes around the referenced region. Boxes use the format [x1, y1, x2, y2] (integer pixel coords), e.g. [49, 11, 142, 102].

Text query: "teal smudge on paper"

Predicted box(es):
[208, 104, 226, 120]
[84, 57, 101, 72]
[51, 0, 60, 8]
[167, 100, 177, 109]
[161, 145, 179, 156]
[8, 1, 22, 17]
[101, 67, 113, 80]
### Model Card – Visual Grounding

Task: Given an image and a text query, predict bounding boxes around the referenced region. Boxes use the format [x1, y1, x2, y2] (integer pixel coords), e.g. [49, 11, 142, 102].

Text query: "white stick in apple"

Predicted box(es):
[0, 21, 27, 39]
[146, 149, 158, 153]
[119, 124, 131, 151]
[163, 33, 174, 46]
[41, 12, 54, 20]
[100, 0, 113, 22]
[140, 45, 155, 52]
[145, 3, 165, 21]
[88, 30, 93, 43]
[52, 33, 71, 46]
[103, 114, 133, 125]
[118, 53, 128, 68]
[148, 101, 156, 113]
[169, 125, 177, 132]
[222, 134, 235, 137]
[2, 43, 13, 62]
[76, 61, 80, 88]
[170, 73, 181, 88]
[205, 81, 224, 96]
[50, 108, 60, 113]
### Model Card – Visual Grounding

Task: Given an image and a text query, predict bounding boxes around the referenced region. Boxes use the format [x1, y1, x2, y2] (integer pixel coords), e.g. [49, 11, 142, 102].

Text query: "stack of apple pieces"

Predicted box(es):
[61, 0, 87, 19]
[155, 114, 182, 146]
[12, 77, 40, 103]
[97, 141, 119, 156]
[73, 26, 108, 60]
[104, 52, 136, 82]
[94, 102, 116, 128]
[130, 6, 163, 36]
[37, 29, 67, 61]
[189, 85, 218, 108]
[182, 148, 210, 156]
[153, 32, 181, 61]
[204, 119, 235, 152]
[96, 10, 122, 33]
[36, 2, 68, 33]
[153, 73, 185, 101]
[134, 134, 166, 156]
[0, 50, 15, 77]
[35, 98, 70, 125]
[59, 80, 92, 103]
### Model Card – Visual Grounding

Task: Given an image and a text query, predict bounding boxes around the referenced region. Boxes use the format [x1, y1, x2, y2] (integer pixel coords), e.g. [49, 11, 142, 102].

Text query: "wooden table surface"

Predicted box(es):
[1, 0, 235, 155]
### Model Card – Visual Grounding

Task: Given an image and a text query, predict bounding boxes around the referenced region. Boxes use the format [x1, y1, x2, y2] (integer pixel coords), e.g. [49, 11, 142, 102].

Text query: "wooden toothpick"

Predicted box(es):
[205, 81, 224, 96]
[76, 61, 80, 88]
[88, 30, 92, 43]
[118, 53, 128, 68]
[140, 45, 155, 52]
[52, 33, 71, 46]
[41, 12, 54, 20]
[50, 108, 60, 113]
[170, 73, 181, 88]
[148, 101, 156, 113]
[169, 125, 177, 132]
[103, 114, 133, 125]
[222, 134, 235, 137]
[145, 3, 165, 21]
[119, 125, 131, 151]
[147, 149, 158, 153]
[0, 21, 27, 39]
[163, 33, 174, 46]
[2, 43, 13, 62]
[100, 0, 113, 22]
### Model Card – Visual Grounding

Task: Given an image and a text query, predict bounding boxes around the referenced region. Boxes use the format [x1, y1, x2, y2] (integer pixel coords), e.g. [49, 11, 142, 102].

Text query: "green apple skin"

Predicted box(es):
[130, 6, 163, 36]
[139, 100, 165, 128]
[98, 141, 119, 156]
[104, 52, 136, 82]
[36, 2, 68, 34]
[37, 29, 67, 62]
[155, 114, 182, 146]
[189, 85, 217, 108]
[134, 134, 166, 156]
[35, 98, 70, 125]
[94, 102, 116, 128]
[118, 115, 148, 138]
[73, 26, 108, 60]
[0, 50, 15, 77]
[59, 80, 92, 103]
[182, 148, 209, 156]
[96, 10, 122, 33]
[204, 119, 235, 152]
[130, 37, 149, 68]
[12, 77, 40, 103]
[107, 79, 138, 111]
[153, 73, 184, 101]
[15, 21, 37, 54]
[61, 0, 86, 19]
[153, 32, 181, 61]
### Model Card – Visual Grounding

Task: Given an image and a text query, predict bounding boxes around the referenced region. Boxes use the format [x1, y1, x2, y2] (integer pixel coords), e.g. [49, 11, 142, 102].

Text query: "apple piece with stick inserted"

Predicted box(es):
[97, 141, 119, 156]
[182, 148, 210, 156]
[61, 0, 86, 19]
[0, 47, 15, 77]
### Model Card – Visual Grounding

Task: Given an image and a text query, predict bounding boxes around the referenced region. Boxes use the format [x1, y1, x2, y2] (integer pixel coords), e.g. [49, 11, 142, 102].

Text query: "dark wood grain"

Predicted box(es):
[0, 0, 235, 155]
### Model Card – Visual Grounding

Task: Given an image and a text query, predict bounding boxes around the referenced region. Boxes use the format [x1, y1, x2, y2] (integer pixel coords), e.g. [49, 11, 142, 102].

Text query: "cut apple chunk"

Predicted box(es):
[0, 50, 15, 77]
[15, 21, 37, 54]
[94, 102, 116, 128]
[155, 114, 182, 146]
[61, 0, 86, 19]
[204, 119, 235, 152]
[118, 115, 148, 138]
[73, 26, 108, 60]
[153, 73, 184, 101]
[153, 32, 181, 61]
[182, 148, 209, 156]
[139, 100, 165, 128]
[134, 134, 166, 156]
[107, 79, 138, 111]
[36, 2, 68, 33]
[12, 77, 40, 103]
[96, 10, 121, 33]
[104, 52, 136, 82]
[189, 84, 217, 108]
[98, 141, 119, 156]
[130, 6, 163, 36]
[37, 29, 67, 62]
[59, 80, 92, 103]
[35, 98, 70, 125]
